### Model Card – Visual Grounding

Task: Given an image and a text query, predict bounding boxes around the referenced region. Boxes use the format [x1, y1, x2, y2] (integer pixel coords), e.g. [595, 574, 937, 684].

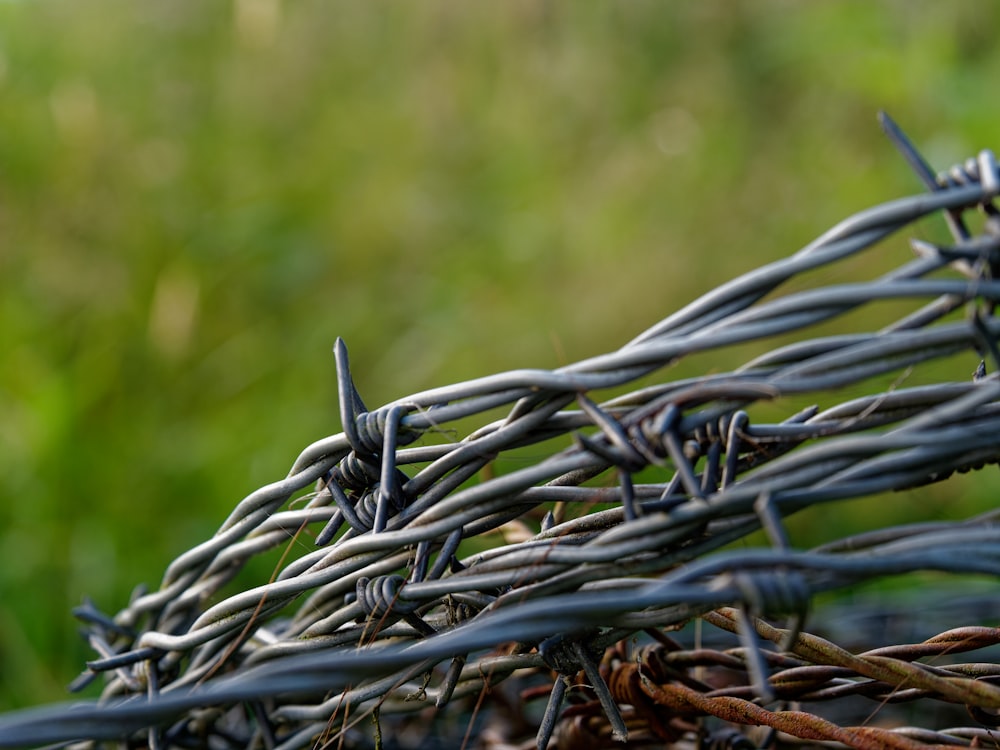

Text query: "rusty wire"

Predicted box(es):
[574, 610, 1000, 750]
[1, 114, 1000, 749]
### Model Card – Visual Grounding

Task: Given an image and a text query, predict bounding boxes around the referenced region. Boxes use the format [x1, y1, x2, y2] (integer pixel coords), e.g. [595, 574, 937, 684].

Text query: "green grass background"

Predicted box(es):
[2, 0, 1000, 710]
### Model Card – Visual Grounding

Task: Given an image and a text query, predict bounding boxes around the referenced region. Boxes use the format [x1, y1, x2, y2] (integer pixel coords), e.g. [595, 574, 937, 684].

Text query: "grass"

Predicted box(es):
[2, 0, 1000, 710]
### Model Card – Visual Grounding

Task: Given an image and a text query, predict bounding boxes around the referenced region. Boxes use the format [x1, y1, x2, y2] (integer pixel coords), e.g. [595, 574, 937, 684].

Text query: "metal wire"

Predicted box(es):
[2, 114, 1000, 749]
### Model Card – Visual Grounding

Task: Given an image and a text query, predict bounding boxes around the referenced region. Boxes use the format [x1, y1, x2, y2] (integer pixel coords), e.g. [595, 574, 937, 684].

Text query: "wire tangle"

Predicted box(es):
[3, 114, 1000, 749]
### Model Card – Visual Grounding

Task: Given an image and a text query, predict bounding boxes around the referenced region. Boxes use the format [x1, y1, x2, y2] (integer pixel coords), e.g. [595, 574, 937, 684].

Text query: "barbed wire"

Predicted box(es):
[2, 113, 1000, 749]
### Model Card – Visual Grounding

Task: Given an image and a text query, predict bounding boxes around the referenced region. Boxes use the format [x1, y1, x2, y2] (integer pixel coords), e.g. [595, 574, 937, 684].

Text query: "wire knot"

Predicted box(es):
[538, 633, 602, 675]
[354, 407, 423, 456]
[331, 453, 380, 494]
[728, 569, 811, 617]
[356, 575, 419, 620]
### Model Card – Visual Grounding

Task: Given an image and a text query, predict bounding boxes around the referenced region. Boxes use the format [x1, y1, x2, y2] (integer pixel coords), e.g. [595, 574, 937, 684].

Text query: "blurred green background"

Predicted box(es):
[2, 0, 1000, 711]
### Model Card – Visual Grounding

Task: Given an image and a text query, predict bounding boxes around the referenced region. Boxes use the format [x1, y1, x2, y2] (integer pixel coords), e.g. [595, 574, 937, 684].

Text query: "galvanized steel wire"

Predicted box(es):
[2, 114, 1000, 749]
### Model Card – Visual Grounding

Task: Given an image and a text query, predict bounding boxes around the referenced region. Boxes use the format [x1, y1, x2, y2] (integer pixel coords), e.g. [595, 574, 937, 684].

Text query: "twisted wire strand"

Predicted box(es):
[2, 116, 1000, 748]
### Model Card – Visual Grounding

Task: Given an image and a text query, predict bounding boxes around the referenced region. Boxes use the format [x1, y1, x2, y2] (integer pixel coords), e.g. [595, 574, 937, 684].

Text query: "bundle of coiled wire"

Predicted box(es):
[2, 114, 999, 750]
